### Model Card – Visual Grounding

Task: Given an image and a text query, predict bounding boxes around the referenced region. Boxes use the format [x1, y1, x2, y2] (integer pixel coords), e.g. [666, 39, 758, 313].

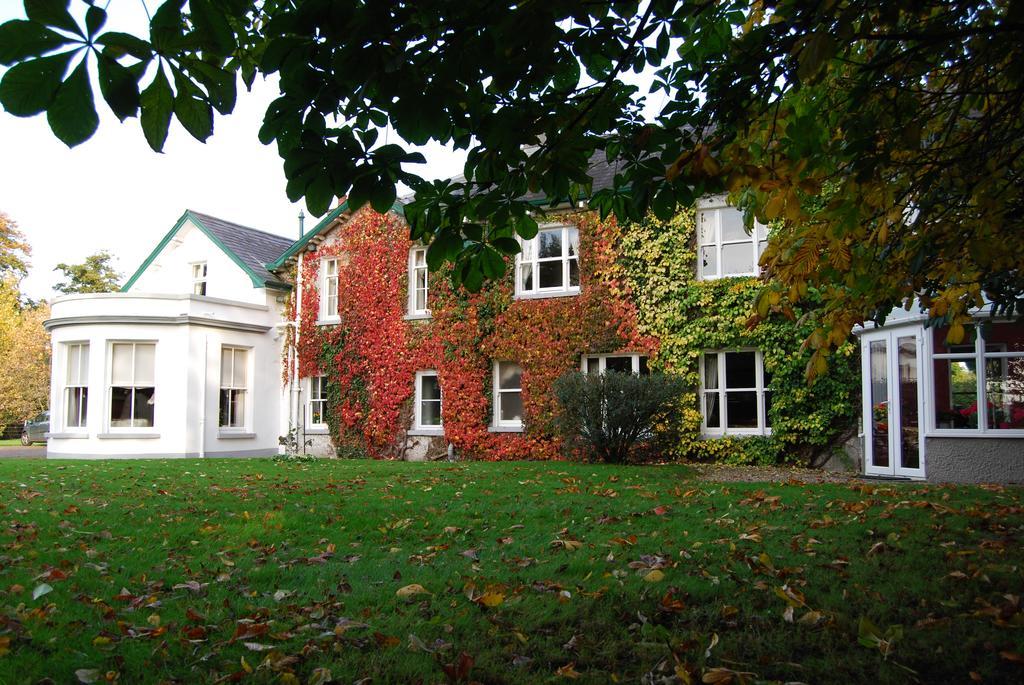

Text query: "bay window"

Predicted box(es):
[64, 342, 89, 429]
[109, 342, 156, 428]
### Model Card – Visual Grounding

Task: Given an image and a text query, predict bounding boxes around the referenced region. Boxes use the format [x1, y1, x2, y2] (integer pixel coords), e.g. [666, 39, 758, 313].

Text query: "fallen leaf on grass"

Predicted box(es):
[555, 663, 581, 679]
[32, 583, 52, 600]
[396, 583, 431, 597]
[643, 570, 665, 583]
[75, 669, 101, 684]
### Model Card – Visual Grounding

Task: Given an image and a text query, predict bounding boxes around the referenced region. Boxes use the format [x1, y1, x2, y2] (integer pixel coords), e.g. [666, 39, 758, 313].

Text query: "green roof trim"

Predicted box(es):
[265, 200, 406, 272]
[121, 210, 290, 292]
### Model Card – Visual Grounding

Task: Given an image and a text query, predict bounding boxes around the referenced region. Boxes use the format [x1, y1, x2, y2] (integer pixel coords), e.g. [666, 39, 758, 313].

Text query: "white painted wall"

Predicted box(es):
[45, 294, 287, 458]
[128, 217, 266, 305]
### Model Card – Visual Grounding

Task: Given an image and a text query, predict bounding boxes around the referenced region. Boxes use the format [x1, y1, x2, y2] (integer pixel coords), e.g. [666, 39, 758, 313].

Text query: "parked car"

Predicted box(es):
[21, 411, 49, 445]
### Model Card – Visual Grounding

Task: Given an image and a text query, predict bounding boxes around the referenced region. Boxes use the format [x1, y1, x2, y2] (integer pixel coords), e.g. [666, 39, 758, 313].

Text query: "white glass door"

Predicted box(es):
[862, 329, 926, 478]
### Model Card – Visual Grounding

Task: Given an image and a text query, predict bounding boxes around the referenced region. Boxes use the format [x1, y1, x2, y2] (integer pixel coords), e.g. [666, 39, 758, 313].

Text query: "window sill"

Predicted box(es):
[513, 289, 580, 301]
[700, 429, 772, 439]
[408, 428, 444, 437]
[97, 432, 160, 440]
[926, 430, 1024, 439]
[303, 426, 329, 435]
[316, 317, 340, 326]
[47, 432, 88, 439]
[218, 431, 256, 440]
[488, 425, 523, 433]
[403, 312, 432, 321]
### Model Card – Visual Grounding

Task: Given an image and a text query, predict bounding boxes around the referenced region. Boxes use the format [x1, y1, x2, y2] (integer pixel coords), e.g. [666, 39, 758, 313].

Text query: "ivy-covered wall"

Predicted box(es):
[289, 206, 859, 463]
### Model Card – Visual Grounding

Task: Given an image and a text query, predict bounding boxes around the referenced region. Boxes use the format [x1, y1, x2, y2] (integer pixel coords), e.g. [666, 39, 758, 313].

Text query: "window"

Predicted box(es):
[582, 354, 649, 375]
[109, 342, 155, 428]
[320, 257, 339, 321]
[191, 262, 207, 295]
[64, 342, 89, 429]
[516, 225, 580, 297]
[700, 350, 772, 436]
[414, 370, 443, 432]
[696, 198, 768, 280]
[408, 247, 429, 316]
[931, 322, 1024, 432]
[219, 347, 248, 429]
[493, 361, 524, 429]
[308, 375, 328, 427]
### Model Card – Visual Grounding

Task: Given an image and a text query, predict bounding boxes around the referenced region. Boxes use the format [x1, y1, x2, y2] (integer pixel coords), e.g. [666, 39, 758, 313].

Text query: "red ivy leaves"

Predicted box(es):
[291, 208, 656, 460]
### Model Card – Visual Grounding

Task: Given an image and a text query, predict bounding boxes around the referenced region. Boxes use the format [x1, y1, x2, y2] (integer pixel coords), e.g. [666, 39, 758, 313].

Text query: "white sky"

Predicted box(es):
[0, 0, 466, 301]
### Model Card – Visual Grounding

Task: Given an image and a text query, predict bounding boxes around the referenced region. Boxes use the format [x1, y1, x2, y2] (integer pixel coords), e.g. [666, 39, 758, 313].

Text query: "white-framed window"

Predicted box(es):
[191, 262, 207, 295]
[219, 346, 249, 429]
[696, 197, 768, 280]
[581, 353, 649, 375]
[930, 322, 1024, 433]
[516, 225, 580, 297]
[109, 342, 156, 429]
[319, 257, 340, 321]
[408, 247, 429, 316]
[414, 370, 443, 432]
[700, 349, 772, 436]
[308, 375, 328, 428]
[493, 361, 524, 429]
[64, 342, 89, 429]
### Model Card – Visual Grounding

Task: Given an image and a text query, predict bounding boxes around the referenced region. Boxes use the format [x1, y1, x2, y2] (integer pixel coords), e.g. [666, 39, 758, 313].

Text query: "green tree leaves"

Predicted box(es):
[0, 51, 73, 116]
[46, 58, 97, 146]
[0, 0, 245, 150]
[139, 67, 173, 152]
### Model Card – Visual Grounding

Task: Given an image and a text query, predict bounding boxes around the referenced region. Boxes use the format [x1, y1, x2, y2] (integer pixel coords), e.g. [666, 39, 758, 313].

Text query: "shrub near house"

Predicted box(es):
[290, 202, 859, 464]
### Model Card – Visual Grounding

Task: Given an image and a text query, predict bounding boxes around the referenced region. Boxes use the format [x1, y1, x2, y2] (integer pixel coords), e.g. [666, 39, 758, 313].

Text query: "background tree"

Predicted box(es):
[0, 280, 50, 435]
[1, 1, 1021, 367]
[53, 249, 121, 294]
[0, 211, 31, 281]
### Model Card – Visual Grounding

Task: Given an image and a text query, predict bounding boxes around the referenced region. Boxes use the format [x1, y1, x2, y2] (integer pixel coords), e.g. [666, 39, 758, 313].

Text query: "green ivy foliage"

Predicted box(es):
[618, 210, 860, 465]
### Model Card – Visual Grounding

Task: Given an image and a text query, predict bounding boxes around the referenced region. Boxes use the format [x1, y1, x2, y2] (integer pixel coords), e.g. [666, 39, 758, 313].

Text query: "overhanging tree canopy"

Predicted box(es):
[1, 0, 1021, 372]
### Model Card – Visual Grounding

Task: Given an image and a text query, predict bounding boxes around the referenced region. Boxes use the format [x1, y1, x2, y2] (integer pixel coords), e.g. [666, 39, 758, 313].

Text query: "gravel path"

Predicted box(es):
[689, 463, 858, 483]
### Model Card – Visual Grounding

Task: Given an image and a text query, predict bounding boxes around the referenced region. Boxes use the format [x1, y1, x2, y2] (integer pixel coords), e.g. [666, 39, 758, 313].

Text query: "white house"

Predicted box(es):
[44, 211, 293, 458]
[41, 196, 1024, 482]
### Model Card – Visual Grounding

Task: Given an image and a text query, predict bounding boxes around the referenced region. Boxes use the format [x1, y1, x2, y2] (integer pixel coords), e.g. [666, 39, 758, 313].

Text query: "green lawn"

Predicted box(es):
[1, 459, 1022, 684]
[0, 438, 23, 446]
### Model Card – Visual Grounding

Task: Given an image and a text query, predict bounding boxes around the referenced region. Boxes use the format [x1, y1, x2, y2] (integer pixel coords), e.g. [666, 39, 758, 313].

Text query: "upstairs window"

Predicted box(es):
[700, 350, 772, 436]
[64, 342, 89, 429]
[414, 370, 443, 432]
[110, 342, 156, 429]
[516, 225, 580, 297]
[697, 198, 768, 280]
[219, 347, 249, 429]
[408, 247, 429, 316]
[582, 354, 649, 375]
[308, 375, 328, 427]
[191, 262, 207, 295]
[320, 257, 339, 321]
[493, 361, 524, 429]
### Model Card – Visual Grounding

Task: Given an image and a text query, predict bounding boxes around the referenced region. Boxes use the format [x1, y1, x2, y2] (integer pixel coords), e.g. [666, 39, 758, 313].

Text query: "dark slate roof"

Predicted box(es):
[188, 211, 295, 288]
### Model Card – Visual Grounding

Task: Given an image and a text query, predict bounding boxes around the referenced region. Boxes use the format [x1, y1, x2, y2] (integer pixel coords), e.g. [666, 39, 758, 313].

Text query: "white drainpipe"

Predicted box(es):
[292, 252, 304, 435]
